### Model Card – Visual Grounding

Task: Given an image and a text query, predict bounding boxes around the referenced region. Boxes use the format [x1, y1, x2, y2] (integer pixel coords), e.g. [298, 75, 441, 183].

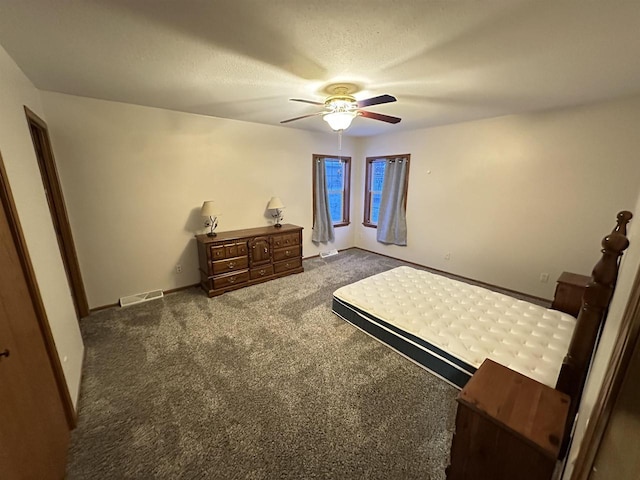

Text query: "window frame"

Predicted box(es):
[312, 154, 351, 228]
[363, 154, 411, 228]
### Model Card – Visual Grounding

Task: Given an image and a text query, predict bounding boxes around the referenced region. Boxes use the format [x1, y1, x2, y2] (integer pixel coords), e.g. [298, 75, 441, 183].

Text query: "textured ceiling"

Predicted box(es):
[1, 1, 639, 137]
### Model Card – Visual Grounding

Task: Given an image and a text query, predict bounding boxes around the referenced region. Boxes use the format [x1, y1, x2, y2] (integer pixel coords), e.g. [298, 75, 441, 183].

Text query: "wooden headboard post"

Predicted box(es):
[556, 210, 632, 451]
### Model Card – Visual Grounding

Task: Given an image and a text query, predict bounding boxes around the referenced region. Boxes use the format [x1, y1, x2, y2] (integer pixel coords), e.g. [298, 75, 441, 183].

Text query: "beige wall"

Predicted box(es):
[39, 92, 359, 308]
[356, 96, 640, 299]
[0, 46, 84, 406]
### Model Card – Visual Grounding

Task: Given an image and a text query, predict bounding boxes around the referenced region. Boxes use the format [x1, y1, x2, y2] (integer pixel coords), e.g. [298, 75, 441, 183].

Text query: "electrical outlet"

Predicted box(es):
[176, 264, 183, 274]
[539, 272, 549, 283]
[444, 253, 451, 260]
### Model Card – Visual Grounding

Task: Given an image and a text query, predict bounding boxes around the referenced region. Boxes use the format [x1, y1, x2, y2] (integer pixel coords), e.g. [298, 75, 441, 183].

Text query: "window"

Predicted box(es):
[313, 155, 351, 227]
[364, 154, 410, 228]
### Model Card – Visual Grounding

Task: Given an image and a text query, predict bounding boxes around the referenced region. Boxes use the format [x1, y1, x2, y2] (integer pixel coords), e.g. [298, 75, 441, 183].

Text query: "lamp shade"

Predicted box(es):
[323, 111, 356, 131]
[267, 197, 285, 210]
[200, 201, 217, 216]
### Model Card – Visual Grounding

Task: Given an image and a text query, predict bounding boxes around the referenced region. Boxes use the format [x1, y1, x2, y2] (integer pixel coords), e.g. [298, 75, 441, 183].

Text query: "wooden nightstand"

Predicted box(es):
[551, 271, 590, 317]
[447, 359, 570, 480]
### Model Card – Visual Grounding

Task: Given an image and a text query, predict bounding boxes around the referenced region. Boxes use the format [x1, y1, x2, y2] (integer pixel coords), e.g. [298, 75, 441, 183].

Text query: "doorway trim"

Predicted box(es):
[0, 150, 76, 428]
[24, 106, 89, 319]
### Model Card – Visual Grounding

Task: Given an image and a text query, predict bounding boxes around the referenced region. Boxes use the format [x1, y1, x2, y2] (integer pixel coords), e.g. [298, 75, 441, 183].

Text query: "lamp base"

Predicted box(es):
[207, 232, 217, 237]
[274, 224, 282, 228]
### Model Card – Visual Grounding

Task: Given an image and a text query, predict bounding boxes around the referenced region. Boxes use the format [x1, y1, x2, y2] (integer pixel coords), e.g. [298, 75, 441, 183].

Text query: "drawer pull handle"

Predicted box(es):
[285, 250, 290, 256]
[285, 263, 290, 268]
[259, 269, 266, 276]
[264, 248, 268, 254]
[228, 262, 235, 268]
[229, 277, 236, 284]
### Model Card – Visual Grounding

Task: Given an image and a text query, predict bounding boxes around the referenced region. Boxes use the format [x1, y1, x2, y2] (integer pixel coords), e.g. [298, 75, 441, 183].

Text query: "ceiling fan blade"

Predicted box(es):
[358, 110, 401, 124]
[289, 98, 325, 106]
[280, 112, 325, 124]
[356, 94, 397, 108]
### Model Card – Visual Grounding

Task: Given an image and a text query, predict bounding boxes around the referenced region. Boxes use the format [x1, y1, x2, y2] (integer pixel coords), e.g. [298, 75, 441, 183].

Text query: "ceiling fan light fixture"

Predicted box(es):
[283, 90, 399, 129]
[323, 111, 357, 131]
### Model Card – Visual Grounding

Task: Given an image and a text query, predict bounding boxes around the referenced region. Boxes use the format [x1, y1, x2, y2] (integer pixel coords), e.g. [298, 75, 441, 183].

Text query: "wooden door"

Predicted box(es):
[0, 157, 71, 478]
[249, 236, 271, 266]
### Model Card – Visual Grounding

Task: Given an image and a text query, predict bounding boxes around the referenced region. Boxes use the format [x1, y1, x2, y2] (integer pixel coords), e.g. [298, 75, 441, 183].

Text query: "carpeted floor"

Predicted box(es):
[66, 249, 459, 479]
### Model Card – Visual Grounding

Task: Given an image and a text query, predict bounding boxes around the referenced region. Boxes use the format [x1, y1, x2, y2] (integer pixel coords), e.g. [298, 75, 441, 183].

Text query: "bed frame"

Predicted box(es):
[333, 210, 632, 454]
[555, 210, 632, 450]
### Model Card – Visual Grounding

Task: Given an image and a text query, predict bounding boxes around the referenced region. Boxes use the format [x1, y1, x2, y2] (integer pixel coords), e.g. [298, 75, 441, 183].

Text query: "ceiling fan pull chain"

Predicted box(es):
[338, 130, 342, 151]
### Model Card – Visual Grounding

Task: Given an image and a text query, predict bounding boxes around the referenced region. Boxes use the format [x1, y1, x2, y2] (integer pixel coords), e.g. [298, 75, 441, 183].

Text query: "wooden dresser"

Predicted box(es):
[447, 359, 569, 480]
[196, 224, 303, 297]
[551, 271, 590, 317]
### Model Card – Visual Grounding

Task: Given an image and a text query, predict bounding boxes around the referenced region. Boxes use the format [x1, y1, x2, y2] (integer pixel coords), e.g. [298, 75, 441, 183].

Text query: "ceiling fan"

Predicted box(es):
[280, 86, 401, 131]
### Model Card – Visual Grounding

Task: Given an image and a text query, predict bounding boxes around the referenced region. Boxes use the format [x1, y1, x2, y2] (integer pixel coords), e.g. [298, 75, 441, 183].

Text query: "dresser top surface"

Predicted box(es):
[557, 271, 590, 286]
[196, 224, 302, 244]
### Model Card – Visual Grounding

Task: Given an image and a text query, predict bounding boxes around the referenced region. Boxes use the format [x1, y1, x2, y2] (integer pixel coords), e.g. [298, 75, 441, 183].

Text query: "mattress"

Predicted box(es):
[332, 266, 576, 388]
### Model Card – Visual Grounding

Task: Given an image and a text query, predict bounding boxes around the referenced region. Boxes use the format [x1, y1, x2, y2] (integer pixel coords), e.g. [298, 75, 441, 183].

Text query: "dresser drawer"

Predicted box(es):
[250, 265, 274, 280]
[212, 270, 249, 289]
[210, 242, 248, 260]
[212, 256, 248, 275]
[274, 257, 302, 274]
[273, 245, 301, 262]
[272, 233, 300, 249]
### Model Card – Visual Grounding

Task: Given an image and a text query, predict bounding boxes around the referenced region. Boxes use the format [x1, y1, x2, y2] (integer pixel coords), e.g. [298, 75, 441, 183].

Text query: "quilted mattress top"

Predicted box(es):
[333, 266, 576, 387]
